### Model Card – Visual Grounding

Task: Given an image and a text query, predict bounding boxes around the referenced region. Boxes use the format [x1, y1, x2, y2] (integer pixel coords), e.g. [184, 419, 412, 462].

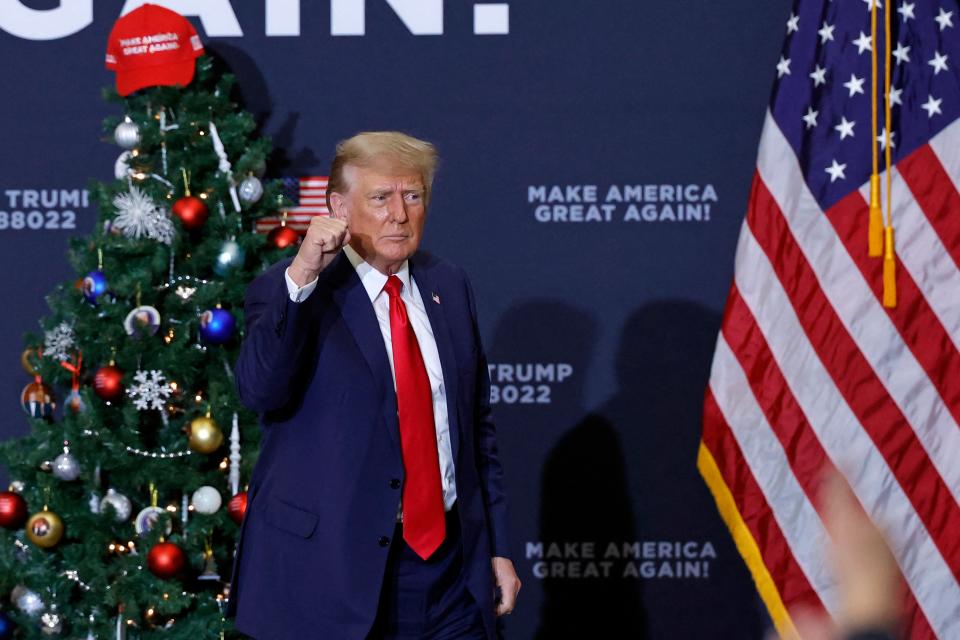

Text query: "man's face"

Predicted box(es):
[332, 164, 427, 274]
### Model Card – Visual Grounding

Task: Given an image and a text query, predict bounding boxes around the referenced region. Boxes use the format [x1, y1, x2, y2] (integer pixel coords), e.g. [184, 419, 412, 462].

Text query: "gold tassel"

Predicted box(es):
[869, 175, 883, 256]
[868, 0, 881, 256]
[882, 227, 897, 308]
[881, 0, 896, 308]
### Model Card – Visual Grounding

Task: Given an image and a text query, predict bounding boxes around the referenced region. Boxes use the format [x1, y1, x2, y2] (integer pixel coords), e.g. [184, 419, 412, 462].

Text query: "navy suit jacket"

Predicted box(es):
[227, 251, 510, 639]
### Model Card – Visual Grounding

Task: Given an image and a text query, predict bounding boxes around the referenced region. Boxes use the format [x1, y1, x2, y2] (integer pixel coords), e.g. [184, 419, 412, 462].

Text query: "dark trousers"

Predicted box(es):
[368, 504, 488, 640]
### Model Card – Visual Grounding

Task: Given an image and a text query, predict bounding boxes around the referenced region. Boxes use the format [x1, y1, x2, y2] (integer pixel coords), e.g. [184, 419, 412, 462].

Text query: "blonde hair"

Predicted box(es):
[326, 131, 438, 208]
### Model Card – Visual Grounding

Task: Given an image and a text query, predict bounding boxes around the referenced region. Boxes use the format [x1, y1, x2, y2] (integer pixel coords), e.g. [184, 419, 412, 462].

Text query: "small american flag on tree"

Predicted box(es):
[255, 176, 329, 234]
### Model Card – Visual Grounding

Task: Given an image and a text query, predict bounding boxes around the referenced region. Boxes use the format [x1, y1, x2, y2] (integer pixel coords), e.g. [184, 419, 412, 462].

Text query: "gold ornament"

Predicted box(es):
[187, 416, 223, 454]
[26, 509, 64, 548]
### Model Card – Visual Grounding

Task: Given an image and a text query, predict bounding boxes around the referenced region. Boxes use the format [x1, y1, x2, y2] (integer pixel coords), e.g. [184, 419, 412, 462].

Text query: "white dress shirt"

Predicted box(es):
[284, 246, 458, 513]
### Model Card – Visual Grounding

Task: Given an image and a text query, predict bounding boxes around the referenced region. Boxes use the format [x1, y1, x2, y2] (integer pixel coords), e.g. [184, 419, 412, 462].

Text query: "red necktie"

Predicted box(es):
[384, 275, 446, 559]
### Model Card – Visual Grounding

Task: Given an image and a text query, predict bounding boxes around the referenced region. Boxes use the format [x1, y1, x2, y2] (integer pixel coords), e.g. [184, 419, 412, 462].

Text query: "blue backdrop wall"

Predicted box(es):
[0, 1, 788, 637]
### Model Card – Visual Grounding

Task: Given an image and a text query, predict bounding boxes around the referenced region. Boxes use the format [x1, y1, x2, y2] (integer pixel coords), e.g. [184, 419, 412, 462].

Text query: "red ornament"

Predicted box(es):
[267, 225, 301, 249]
[172, 196, 208, 230]
[0, 491, 28, 529]
[94, 365, 124, 401]
[227, 492, 248, 524]
[147, 541, 186, 579]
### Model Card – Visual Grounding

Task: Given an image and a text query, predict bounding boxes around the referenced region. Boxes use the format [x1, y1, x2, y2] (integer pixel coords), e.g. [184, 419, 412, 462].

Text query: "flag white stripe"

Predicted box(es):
[709, 335, 838, 614]
[757, 111, 960, 507]
[856, 166, 960, 353]
[928, 116, 960, 209]
[733, 218, 960, 637]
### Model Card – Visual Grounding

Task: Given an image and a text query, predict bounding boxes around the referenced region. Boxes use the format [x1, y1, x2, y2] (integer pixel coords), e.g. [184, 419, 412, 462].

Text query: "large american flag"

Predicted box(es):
[254, 176, 329, 233]
[700, 1, 960, 638]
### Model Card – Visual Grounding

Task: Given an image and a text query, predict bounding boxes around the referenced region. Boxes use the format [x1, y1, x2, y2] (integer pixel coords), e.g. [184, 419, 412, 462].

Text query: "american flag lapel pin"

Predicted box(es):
[432, 292, 440, 305]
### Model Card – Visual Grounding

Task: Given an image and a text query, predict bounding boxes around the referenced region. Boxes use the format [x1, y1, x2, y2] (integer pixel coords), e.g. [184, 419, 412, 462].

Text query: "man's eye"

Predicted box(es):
[372, 194, 387, 202]
[404, 193, 422, 201]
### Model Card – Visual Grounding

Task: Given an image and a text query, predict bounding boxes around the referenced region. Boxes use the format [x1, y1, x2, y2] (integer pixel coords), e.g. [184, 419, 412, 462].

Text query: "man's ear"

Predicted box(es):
[329, 192, 348, 221]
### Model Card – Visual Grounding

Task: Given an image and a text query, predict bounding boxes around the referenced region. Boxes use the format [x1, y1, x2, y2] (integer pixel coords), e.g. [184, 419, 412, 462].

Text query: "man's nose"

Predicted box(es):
[387, 193, 409, 223]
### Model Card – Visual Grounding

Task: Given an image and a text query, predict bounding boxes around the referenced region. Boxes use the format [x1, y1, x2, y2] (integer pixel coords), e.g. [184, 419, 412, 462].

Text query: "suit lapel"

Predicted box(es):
[410, 258, 462, 461]
[327, 253, 401, 453]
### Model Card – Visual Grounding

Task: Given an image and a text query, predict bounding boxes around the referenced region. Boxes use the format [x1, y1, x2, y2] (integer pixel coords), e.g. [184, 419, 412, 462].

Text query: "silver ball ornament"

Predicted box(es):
[191, 486, 222, 514]
[214, 239, 245, 276]
[52, 450, 81, 481]
[99, 489, 133, 522]
[238, 176, 263, 204]
[114, 119, 141, 150]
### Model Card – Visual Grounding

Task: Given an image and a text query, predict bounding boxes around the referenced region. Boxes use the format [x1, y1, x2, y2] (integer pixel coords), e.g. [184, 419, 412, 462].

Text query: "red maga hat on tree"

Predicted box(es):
[105, 3, 204, 97]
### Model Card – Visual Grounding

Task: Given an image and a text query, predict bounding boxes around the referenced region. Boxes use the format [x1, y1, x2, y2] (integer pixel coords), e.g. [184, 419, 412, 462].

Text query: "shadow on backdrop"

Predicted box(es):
[483, 299, 644, 638]
[205, 43, 321, 175]
[537, 299, 766, 639]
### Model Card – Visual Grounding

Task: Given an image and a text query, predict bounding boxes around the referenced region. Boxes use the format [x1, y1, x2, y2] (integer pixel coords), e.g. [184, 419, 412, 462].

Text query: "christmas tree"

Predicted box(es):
[0, 49, 301, 639]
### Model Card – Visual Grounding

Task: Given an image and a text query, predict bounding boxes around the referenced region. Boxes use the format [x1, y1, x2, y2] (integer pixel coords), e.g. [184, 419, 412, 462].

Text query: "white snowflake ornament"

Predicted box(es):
[126, 369, 173, 411]
[112, 187, 175, 245]
[43, 322, 75, 361]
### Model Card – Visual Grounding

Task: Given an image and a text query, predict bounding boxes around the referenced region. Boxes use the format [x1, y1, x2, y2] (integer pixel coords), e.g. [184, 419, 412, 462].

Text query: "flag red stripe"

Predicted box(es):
[702, 388, 826, 612]
[747, 174, 960, 575]
[721, 286, 835, 508]
[897, 145, 960, 271]
[823, 189, 960, 430]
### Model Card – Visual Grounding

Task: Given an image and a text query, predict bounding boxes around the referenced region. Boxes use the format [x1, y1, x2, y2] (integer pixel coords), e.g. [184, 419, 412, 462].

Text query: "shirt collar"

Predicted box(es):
[343, 244, 412, 302]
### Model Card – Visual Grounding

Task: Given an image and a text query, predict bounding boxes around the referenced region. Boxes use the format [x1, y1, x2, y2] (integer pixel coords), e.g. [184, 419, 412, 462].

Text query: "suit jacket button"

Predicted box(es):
[378, 536, 390, 547]
[390, 479, 401, 490]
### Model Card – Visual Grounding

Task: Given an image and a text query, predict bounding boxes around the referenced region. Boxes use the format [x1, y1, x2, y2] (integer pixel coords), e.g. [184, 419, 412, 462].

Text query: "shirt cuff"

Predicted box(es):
[284, 267, 319, 303]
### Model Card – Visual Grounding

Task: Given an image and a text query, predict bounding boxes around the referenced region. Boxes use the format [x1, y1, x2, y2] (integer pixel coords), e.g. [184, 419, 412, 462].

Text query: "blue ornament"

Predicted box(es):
[199, 309, 236, 344]
[0, 611, 14, 640]
[214, 239, 245, 277]
[82, 270, 108, 304]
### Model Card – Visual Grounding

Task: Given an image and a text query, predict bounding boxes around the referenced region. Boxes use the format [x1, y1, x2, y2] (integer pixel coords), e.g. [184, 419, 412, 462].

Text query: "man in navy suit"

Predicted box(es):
[228, 132, 520, 639]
